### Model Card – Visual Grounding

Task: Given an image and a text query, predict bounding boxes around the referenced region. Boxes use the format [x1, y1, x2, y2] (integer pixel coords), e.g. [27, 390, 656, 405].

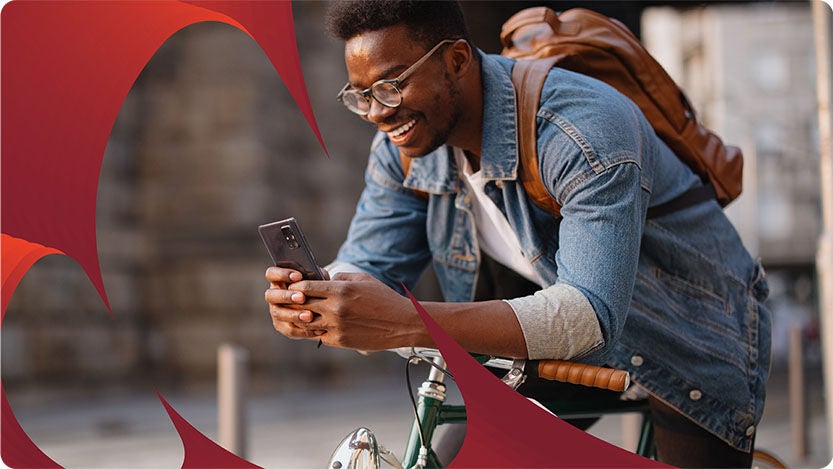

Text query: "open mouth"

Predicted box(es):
[387, 119, 416, 144]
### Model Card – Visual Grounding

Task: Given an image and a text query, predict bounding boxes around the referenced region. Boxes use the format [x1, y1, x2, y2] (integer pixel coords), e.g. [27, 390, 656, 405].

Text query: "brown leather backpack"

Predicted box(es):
[503, 7, 743, 217]
[403, 6, 743, 219]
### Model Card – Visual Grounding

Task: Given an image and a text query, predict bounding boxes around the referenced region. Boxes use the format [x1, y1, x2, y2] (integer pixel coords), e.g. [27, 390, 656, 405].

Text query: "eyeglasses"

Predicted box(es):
[337, 39, 457, 116]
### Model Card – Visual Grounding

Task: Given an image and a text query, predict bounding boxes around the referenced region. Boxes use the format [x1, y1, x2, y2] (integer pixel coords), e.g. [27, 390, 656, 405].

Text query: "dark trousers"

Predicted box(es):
[434, 391, 754, 468]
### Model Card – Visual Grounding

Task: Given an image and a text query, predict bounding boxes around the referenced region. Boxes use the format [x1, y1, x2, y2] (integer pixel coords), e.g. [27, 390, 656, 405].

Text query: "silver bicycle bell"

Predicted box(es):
[328, 427, 403, 469]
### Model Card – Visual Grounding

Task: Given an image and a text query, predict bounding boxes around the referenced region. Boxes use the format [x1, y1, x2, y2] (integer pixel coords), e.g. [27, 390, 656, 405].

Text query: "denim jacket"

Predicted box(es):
[332, 51, 771, 452]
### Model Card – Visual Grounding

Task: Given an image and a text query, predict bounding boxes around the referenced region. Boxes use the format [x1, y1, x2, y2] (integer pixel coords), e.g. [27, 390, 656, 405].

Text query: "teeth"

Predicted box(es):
[389, 120, 416, 138]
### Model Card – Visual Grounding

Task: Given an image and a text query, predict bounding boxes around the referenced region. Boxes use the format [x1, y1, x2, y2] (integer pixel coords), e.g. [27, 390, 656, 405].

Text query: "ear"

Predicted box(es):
[446, 39, 474, 78]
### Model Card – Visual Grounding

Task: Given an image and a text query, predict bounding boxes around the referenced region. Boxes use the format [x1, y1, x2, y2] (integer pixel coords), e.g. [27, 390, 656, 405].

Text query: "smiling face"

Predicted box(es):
[344, 25, 464, 158]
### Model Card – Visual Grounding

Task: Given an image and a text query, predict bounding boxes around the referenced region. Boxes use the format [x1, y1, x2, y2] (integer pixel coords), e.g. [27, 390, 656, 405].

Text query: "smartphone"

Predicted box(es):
[258, 217, 327, 280]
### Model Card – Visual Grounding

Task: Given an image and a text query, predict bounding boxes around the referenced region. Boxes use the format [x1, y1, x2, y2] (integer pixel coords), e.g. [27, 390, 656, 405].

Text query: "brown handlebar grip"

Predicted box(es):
[537, 360, 630, 392]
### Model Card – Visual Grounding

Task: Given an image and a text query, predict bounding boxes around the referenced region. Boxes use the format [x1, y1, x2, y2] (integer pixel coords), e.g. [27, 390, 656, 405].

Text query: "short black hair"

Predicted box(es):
[325, 0, 471, 48]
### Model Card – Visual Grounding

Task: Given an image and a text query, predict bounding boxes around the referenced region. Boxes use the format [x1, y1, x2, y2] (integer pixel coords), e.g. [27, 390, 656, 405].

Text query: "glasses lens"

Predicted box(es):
[341, 91, 370, 115]
[371, 82, 402, 107]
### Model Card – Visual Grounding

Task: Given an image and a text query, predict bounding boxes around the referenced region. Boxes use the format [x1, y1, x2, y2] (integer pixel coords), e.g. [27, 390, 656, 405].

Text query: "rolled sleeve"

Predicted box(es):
[504, 283, 604, 360]
[550, 162, 649, 363]
[324, 261, 369, 277]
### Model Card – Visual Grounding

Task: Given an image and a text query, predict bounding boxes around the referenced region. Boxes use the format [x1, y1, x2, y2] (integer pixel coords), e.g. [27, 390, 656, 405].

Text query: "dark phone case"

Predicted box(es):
[258, 217, 325, 280]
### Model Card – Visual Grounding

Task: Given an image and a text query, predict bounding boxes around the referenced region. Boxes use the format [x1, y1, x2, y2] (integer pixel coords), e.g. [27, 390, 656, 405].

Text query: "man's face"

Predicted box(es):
[344, 25, 462, 158]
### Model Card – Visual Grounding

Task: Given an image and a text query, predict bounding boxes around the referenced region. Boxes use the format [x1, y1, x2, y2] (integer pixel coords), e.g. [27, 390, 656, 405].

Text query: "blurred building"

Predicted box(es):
[642, 2, 821, 367]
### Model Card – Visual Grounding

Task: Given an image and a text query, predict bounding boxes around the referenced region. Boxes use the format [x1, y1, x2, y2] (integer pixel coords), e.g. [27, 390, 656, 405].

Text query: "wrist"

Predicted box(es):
[404, 300, 434, 348]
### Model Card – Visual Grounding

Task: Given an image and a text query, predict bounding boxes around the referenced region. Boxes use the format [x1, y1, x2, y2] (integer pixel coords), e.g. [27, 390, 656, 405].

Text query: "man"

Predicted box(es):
[265, 1, 770, 466]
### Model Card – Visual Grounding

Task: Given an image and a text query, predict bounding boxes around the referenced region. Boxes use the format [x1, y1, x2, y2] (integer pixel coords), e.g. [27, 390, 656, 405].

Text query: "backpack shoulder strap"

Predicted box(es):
[511, 58, 562, 219]
[400, 58, 562, 214]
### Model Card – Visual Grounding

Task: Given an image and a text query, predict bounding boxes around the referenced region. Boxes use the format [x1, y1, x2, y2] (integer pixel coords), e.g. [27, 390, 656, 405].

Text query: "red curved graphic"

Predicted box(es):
[1, 234, 64, 321]
[1, 386, 61, 469]
[1, 1, 323, 467]
[156, 390, 261, 469]
[1, 235, 64, 467]
[1, 0, 325, 312]
[403, 287, 668, 467]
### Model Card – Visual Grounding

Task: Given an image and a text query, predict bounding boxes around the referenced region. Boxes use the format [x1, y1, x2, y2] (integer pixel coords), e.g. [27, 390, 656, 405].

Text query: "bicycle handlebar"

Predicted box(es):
[393, 348, 630, 392]
[537, 360, 630, 392]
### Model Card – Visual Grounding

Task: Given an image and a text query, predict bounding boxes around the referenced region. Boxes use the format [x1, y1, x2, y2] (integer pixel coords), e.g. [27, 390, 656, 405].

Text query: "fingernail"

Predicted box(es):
[289, 272, 303, 282]
[291, 292, 304, 303]
[314, 330, 326, 336]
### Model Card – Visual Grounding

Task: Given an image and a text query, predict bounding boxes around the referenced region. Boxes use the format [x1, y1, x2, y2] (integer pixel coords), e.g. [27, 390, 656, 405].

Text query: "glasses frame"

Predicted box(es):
[337, 39, 458, 116]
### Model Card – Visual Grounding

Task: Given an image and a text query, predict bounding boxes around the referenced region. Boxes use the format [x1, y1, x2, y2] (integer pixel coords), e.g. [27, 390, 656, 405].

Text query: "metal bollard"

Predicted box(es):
[218, 343, 249, 458]
[789, 325, 808, 461]
[621, 413, 641, 453]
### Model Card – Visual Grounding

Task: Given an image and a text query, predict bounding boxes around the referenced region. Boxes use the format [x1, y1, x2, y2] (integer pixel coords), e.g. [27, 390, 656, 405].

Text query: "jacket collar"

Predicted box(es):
[403, 52, 519, 195]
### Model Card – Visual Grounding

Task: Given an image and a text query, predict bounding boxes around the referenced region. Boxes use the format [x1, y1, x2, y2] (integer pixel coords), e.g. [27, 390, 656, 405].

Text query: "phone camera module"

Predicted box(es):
[281, 226, 300, 249]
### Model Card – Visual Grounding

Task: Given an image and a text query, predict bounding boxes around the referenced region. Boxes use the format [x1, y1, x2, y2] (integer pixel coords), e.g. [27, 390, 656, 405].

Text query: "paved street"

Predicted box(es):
[6, 369, 831, 468]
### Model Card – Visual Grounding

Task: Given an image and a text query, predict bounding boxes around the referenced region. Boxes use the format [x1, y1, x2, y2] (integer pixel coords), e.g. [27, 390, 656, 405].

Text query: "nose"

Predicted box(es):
[364, 97, 397, 124]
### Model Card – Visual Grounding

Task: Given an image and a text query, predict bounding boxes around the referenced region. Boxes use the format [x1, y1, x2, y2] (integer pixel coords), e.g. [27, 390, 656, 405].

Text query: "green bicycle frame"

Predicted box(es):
[401, 356, 451, 468]
[400, 358, 655, 469]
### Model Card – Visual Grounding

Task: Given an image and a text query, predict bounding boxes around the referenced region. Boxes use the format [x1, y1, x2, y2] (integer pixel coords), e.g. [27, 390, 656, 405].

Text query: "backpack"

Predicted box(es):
[402, 6, 743, 219]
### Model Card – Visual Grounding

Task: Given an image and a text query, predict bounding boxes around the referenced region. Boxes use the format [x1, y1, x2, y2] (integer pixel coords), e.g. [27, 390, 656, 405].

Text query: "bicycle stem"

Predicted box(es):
[402, 355, 447, 469]
[425, 355, 447, 386]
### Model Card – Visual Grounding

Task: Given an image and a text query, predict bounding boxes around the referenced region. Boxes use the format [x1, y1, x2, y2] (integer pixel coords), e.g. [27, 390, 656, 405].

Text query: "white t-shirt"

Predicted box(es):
[453, 147, 541, 285]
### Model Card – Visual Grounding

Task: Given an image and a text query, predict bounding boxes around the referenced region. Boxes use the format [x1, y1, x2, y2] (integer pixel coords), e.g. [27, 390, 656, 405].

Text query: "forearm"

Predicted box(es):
[409, 285, 603, 360]
[409, 299, 529, 358]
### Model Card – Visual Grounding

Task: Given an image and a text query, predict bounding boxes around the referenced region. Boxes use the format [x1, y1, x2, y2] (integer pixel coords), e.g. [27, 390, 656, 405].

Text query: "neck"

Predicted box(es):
[446, 61, 483, 159]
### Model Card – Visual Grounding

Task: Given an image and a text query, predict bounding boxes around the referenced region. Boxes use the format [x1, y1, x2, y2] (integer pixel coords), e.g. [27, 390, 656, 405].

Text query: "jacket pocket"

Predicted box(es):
[633, 268, 746, 370]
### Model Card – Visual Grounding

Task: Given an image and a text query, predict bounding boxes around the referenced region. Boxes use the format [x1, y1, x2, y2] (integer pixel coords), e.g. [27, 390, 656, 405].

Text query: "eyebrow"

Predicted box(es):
[350, 63, 408, 89]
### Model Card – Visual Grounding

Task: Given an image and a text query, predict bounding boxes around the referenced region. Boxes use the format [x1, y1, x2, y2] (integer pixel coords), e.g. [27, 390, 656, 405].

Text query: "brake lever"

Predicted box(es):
[500, 359, 527, 390]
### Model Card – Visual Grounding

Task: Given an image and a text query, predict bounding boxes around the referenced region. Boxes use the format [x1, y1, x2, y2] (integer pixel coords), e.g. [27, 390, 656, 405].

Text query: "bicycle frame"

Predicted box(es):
[401, 354, 452, 468]
[328, 350, 784, 469]
[399, 354, 655, 469]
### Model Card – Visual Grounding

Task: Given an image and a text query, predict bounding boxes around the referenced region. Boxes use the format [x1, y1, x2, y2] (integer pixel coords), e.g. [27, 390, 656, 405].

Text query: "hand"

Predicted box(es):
[264, 266, 327, 340]
[284, 272, 422, 351]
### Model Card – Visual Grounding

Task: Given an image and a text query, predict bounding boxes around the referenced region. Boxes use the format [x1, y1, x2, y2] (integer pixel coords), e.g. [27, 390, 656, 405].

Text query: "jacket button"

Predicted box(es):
[746, 425, 755, 436]
[689, 389, 702, 401]
[630, 355, 644, 366]
[496, 180, 504, 188]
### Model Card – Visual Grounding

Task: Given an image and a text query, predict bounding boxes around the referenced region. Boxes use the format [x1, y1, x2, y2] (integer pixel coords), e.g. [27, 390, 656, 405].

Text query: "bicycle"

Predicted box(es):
[328, 348, 786, 469]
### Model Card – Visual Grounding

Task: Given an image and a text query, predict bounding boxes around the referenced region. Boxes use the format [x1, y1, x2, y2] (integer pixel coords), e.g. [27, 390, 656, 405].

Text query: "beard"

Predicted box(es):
[400, 75, 463, 158]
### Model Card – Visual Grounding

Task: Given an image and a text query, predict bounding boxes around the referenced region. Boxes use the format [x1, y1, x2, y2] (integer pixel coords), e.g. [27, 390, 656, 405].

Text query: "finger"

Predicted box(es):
[269, 303, 317, 325]
[271, 318, 321, 339]
[331, 271, 373, 282]
[290, 272, 377, 297]
[265, 267, 304, 284]
[265, 287, 306, 305]
[288, 278, 352, 297]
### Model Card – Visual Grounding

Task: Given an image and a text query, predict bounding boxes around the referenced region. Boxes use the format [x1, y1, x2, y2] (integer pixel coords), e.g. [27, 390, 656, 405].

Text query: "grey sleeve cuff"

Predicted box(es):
[324, 261, 369, 277]
[504, 283, 604, 360]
